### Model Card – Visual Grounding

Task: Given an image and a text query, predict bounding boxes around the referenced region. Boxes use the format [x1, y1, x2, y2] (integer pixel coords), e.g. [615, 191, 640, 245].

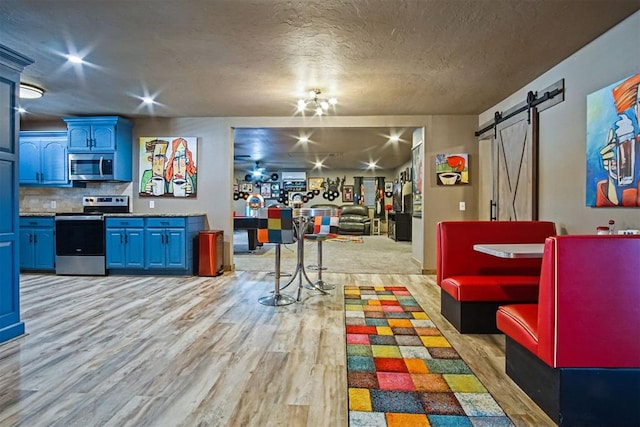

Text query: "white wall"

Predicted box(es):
[479, 11, 640, 234]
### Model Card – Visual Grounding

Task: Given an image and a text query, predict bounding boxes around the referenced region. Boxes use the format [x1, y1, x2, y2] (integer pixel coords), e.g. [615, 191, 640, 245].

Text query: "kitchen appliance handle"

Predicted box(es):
[55, 215, 104, 221]
[99, 156, 104, 176]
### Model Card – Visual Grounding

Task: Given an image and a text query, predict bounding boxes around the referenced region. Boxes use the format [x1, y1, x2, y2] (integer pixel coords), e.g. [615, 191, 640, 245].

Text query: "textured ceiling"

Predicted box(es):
[1, 0, 637, 169]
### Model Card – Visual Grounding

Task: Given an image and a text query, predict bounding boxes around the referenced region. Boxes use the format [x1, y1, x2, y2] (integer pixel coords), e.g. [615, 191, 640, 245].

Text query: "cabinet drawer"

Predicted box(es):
[20, 217, 54, 228]
[145, 217, 185, 228]
[106, 218, 145, 228]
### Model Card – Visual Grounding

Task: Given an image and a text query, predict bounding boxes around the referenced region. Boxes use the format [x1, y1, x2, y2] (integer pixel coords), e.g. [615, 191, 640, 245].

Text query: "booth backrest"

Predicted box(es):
[537, 235, 640, 368]
[436, 221, 557, 285]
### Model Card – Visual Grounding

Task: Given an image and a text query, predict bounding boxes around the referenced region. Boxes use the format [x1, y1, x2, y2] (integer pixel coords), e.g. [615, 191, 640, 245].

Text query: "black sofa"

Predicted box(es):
[338, 205, 371, 235]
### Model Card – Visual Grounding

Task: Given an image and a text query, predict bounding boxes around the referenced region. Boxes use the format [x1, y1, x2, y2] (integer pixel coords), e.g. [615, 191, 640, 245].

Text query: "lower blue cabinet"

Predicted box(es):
[105, 215, 203, 274]
[19, 217, 55, 271]
[145, 218, 187, 270]
[105, 218, 144, 269]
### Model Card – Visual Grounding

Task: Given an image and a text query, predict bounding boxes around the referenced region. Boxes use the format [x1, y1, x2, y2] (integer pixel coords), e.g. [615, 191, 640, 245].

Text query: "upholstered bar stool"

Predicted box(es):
[304, 215, 339, 291]
[257, 207, 296, 306]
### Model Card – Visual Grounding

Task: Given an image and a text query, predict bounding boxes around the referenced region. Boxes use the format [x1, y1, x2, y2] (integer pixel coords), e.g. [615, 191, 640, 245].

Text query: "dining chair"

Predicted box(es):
[256, 207, 296, 306]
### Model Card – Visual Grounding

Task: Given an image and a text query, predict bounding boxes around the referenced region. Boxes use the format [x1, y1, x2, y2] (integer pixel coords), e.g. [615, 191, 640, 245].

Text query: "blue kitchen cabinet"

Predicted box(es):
[104, 215, 204, 275]
[145, 219, 186, 270]
[65, 117, 118, 151]
[19, 217, 55, 271]
[105, 218, 144, 269]
[19, 131, 69, 186]
[63, 116, 133, 182]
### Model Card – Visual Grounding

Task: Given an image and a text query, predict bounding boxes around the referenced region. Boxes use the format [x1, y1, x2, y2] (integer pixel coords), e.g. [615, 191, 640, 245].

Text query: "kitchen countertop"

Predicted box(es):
[20, 212, 206, 217]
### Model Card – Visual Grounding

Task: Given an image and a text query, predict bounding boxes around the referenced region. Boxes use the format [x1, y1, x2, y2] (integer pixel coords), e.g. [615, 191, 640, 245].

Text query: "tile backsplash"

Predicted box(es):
[19, 182, 133, 213]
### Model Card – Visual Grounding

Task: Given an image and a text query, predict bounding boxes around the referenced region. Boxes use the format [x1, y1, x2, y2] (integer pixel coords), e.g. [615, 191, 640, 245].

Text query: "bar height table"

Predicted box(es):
[284, 207, 340, 301]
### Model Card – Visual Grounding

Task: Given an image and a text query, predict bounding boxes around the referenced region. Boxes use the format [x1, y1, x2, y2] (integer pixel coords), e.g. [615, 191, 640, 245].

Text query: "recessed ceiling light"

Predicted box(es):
[299, 136, 309, 143]
[389, 135, 400, 143]
[19, 83, 45, 99]
[142, 96, 154, 104]
[314, 160, 323, 169]
[67, 54, 83, 64]
[17, 107, 26, 114]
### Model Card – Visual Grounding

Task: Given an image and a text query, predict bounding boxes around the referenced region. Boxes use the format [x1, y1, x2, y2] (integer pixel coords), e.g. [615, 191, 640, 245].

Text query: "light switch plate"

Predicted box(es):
[51, 200, 56, 209]
[149, 200, 155, 209]
[459, 201, 466, 211]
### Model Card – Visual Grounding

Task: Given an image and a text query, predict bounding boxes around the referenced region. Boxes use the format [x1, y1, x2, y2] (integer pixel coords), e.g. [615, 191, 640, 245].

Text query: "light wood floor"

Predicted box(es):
[0, 272, 555, 427]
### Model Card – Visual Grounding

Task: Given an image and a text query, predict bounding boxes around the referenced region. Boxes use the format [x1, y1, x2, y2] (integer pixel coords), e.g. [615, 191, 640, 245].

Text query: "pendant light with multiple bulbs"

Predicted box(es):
[296, 89, 337, 116]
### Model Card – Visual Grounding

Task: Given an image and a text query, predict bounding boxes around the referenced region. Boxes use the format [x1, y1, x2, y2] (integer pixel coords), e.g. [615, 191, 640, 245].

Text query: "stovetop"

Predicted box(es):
[82, 195, 129, 214]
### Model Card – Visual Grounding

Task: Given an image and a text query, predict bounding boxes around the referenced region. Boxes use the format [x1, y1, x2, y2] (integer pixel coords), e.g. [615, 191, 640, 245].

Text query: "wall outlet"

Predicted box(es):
[50, 200, 56, 209]
[149, 200, 155, 209]
[459, 201, 466, 211]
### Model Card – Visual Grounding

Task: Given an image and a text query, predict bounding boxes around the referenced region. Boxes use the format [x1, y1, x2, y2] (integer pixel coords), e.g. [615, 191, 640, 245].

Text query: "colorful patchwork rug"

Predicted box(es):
[345, 285, 513, 427]
[327, 235, 364, 243]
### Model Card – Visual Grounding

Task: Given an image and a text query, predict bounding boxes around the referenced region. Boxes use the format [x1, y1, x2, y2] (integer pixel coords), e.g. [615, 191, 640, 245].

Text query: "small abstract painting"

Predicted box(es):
[586, 73, 639, 207]
[435, 153, 469, 186]
[139, 137, 198, 198]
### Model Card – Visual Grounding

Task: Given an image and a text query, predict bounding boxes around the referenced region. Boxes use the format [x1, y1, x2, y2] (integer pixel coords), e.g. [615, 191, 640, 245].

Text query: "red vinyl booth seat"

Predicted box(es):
[436, 220, 556, 333]
[496, 235, 640, 426]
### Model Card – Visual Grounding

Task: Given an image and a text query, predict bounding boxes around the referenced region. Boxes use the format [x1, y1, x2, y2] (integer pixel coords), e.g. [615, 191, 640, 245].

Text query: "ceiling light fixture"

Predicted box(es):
[19, 83, 45, 99]
[67, 54, 83, 64]
[296, 89, 337, 116]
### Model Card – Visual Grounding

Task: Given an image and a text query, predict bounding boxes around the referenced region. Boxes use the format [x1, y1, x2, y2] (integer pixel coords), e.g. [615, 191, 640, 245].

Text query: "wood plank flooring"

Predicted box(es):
[0, 272, 555, 426]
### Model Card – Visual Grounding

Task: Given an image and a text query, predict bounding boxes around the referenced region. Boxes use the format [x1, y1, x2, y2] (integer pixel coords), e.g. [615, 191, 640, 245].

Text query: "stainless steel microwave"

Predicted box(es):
[68, 153, 115, 181]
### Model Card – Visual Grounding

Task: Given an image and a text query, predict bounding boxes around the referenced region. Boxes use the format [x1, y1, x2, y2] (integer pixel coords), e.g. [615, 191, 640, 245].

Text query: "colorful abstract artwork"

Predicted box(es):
[139, 137, 198, 198]
[435, 153, 469, 186]
[586, 73, 640, 207]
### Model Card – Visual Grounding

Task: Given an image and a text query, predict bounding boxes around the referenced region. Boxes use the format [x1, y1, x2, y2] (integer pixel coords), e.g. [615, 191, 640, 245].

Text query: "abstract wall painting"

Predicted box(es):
[139, 137, 198, 198]
[435, 153, 469, 186]
[586, 73, 639, 207]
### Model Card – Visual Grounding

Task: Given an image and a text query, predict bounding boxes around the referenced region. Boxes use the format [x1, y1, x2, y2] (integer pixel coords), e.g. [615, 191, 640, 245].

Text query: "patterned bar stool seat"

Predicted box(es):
[304, 215, 339, 291]
[257, 207, 296, 306]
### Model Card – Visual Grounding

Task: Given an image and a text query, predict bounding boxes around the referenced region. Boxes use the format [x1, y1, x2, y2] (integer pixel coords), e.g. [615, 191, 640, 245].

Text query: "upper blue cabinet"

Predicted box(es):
[63, 116, 132, 153]
[63, 116, 134, 182]
[19, 131, 70, 186]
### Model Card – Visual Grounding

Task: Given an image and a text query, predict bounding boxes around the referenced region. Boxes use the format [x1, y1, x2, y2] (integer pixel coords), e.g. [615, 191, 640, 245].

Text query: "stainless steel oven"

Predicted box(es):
[54, 195, 129, 275]
[55, 214, 106, 275]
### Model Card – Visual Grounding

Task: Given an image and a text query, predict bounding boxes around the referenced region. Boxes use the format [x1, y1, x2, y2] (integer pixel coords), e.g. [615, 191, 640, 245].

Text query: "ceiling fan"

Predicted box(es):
[244, 161, 279, 183]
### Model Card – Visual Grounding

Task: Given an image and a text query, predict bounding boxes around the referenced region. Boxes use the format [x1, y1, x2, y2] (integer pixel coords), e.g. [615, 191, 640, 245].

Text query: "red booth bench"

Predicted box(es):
[497, 235, 640, 426]
[436, 221, 557, 333]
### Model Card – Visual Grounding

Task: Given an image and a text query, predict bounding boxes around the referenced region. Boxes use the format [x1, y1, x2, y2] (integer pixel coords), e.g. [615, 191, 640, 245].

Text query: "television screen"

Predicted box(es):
[392, 182, 402, 212]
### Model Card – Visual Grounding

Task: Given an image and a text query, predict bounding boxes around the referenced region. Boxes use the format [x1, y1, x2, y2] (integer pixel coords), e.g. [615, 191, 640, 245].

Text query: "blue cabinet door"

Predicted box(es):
[145, 229, 166, 269]
[33, 229, 54, 270]
[67, 125, 91, 151]
[165, 228, 186, 269]
[19, 227, 55, 270]
[106, 228, 126, 268]
[40, 140, 67, 184]
[125, 229, 145, 268]
[91, 124, 116, 151]
[19, 228, 34, 269]
[18, 140, 39, 184]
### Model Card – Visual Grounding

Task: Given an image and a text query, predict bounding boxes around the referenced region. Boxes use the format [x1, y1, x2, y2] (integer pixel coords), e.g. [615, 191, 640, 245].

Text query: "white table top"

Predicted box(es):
[473, 243, 544, 259]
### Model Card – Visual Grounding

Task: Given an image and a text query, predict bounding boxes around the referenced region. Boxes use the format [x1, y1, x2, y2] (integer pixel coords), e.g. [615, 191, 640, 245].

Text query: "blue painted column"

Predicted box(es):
[0, 45, 33, 343]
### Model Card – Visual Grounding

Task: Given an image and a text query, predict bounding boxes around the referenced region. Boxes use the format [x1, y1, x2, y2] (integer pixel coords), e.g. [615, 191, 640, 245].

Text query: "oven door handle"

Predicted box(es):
[55, 215, 104, 221]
